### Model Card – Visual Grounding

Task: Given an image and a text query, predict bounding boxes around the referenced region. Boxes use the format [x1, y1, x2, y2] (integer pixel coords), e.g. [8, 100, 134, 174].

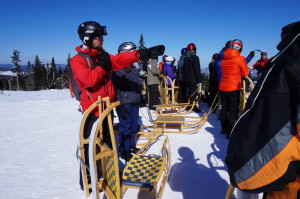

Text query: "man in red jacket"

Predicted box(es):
[248, 51, 269, 80]
[70, 21, 141, 114]
[70, 21, 164, 191]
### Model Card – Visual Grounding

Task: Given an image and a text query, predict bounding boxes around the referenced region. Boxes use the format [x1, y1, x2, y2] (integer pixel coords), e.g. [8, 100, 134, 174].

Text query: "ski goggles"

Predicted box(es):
[88, 26, 107, 37]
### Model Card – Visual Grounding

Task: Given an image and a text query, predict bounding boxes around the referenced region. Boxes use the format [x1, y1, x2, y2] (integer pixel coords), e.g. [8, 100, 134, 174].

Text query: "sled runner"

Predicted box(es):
[152, 114, 207, 134]
[239, 76, 254, 115]
[82, 97, 170, 199]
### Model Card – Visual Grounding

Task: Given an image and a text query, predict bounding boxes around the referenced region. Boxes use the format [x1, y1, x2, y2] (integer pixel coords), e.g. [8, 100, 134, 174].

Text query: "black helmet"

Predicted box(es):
[261, 51, 267, 56]
[181, 48, 188, 55]
[118, 42, 137, 53]
[78, 21, 107, 47]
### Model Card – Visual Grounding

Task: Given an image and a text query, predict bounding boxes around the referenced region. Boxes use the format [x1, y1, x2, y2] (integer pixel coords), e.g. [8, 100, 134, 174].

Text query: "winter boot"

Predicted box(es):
[131, 146, 141, 154]
[124, 151, 133, 162]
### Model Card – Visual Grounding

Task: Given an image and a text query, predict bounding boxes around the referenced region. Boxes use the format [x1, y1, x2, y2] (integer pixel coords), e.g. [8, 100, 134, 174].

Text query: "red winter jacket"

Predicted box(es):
[253, 58, 269, 70]
[219, 48, 249, 92]
[70, 45, 140, 115]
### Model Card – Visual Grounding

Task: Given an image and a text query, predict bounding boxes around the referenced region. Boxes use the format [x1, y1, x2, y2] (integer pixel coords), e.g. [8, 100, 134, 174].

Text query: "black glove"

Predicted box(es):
[248, 51, 255, 58]
[116, 104, 128, 120]
[256, 65, 263, 72]
[97, 51, 112, 71]
[138, 45, 165, 61]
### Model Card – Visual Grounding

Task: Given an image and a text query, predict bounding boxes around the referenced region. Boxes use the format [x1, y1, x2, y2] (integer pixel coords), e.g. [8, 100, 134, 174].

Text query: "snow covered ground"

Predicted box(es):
[0, 89, 261, 199]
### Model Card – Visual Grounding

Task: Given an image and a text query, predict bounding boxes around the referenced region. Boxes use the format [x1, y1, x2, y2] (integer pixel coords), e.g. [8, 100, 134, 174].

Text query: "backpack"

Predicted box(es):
[69, 52, 93, 101]
[225, 33, 300, 193]
[158, 61, 164, 71]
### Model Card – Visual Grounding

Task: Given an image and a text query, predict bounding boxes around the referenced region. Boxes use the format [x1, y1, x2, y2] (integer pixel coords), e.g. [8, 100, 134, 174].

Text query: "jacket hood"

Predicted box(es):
[277, 21, 300, 51]
[223, 48, 240, 60]
[186, 50, 196, 57]
[75, 45, 99, 57]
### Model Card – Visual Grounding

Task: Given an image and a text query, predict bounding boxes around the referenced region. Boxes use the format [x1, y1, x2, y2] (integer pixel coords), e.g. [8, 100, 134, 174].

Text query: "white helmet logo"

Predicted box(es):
[85, 30, 94, 34]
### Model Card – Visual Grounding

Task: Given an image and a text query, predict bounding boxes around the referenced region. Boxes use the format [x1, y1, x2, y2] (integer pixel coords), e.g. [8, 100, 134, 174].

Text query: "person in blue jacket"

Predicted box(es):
[162, 56, 177, 103]
[113, 42, 141, 162]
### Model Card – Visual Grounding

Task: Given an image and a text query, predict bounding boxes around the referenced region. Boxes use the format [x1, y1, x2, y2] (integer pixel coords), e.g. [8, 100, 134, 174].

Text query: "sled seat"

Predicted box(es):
[122, 136, 170, 198]
[154, 115, 185, 131]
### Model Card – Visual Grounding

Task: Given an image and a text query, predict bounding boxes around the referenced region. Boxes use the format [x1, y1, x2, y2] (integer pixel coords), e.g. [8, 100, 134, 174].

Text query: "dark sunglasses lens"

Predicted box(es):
[98, 26, 107, 36]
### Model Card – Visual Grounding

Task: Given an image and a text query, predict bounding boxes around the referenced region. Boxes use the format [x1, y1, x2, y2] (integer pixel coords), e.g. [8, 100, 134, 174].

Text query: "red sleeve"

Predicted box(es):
[109, 50, 140, 71]
[70, 54, 106, 89]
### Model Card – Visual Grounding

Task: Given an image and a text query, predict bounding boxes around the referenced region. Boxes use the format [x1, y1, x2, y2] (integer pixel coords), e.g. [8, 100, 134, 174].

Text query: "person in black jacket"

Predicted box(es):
[225, 21, 300, 199]
[177, 48, 188, 103]
[183, 43, 201, 108]
[207, 53, 219, 110]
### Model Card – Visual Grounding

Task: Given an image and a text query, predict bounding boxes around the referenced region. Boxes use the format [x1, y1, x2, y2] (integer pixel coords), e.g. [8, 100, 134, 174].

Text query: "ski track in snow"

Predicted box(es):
[0, 89, 261, 199]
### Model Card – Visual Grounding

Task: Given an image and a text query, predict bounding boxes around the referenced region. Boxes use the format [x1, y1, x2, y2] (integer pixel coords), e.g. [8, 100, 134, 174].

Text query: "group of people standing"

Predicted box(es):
[69, 19, 300, 198]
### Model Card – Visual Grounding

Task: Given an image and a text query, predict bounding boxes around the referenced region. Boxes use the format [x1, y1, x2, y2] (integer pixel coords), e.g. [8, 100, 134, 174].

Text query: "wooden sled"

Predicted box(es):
[78, 97, 163, 197]
[158, 75, 179, 105]
[154, 84, 202, 116]
[83, 97, 171, 199]
[239, 76, 254, 116]
[152, 114, 207, 134]
[225, 184, 235, 199]
[78, 96, 107, 197]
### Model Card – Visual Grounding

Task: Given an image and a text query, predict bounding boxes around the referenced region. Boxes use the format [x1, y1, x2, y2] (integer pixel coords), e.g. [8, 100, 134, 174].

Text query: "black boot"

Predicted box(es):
[124, 151, 133, 162]
[121, 151, 133, 162]
[131, 146, 141, 154]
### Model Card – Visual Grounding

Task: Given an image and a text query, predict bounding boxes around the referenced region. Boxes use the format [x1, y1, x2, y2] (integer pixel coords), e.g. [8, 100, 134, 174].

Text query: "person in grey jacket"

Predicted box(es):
[113, 42, 141, 162]
[147, 56, 160, 110]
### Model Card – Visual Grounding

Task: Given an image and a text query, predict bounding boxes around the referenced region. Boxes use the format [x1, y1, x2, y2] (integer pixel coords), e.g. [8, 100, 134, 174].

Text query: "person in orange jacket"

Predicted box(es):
[218, 39, 249, 139]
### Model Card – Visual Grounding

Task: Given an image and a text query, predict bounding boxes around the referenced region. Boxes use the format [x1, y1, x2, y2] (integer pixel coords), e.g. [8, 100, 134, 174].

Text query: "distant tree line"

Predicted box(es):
[3, 35, 210, 93]
[0, 50, 70, 91]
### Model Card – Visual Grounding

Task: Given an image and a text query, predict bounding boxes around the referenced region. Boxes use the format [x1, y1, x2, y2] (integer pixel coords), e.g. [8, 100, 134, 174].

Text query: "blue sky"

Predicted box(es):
[1, 0, 299, 68]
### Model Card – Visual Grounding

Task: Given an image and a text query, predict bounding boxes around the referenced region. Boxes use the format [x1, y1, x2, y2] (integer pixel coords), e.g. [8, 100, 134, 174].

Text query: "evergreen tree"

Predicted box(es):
[11, 50, 21, 73]
[26, 61, 33, 91]
[62, 53, 71, 89]
[138, 34, 146, 49]
[41, 64, 48, 89]
[32, 55, 43, 90]
[49, 57, 58, 89]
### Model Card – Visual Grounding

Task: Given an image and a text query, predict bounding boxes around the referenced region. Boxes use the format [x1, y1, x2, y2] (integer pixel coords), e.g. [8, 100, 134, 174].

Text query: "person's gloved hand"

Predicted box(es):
[138, 45, 165, 61]
[116, 104, 128, 120]
[256, 65, 263, 72]
[248, 51, 255, 57]
[139, 70, 146, 76]
[138, 48, 152, 61]
[97, 51, 112, 71]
